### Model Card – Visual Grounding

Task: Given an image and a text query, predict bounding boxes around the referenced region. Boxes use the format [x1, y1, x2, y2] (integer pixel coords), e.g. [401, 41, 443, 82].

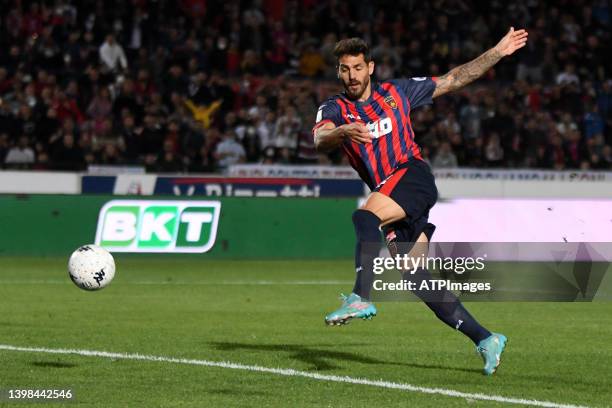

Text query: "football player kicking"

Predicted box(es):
[313, 28, 528, 375]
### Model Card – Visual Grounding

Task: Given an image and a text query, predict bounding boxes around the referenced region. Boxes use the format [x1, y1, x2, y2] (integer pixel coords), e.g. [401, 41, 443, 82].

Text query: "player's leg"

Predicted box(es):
[386, 226, 492, 342]
[350, 162, 435, 303]
[325, 164, 430, 325]
[324, 191, 404, 326]
[385, 221, 508, 375]
[352, 191, 406, 298]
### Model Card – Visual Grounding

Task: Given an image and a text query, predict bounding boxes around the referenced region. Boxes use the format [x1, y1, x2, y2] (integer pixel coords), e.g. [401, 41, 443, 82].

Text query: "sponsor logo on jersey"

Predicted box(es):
[367, 117, 393, 139]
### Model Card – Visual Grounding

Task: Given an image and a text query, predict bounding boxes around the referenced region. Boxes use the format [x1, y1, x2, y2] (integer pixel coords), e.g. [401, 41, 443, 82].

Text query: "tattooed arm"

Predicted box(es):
[432, 27, 529, 98]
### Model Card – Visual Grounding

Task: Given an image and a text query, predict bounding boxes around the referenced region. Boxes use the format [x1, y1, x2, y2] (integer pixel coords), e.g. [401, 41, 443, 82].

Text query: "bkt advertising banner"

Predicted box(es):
[95, 200, 221, 253]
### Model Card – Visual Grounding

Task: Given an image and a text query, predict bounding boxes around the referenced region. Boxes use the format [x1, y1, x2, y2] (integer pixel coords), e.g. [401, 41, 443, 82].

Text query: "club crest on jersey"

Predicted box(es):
[384, 95, 398, 110]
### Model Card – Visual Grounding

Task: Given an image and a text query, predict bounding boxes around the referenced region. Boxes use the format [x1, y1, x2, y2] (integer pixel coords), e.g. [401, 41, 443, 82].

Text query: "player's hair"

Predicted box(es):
[333, 38, 371, 62]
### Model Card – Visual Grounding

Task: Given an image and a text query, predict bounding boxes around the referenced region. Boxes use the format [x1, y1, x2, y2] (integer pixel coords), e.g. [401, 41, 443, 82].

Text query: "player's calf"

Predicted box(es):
[351, 209, 382, 300]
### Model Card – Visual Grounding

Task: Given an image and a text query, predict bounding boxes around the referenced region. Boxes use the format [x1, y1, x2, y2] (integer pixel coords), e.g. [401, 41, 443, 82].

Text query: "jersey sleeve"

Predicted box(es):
[312, 100, 343, 136]
[391, 77, 437, 109]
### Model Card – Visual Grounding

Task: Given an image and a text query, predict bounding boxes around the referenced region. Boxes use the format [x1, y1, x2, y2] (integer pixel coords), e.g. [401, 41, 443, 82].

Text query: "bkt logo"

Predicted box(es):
[95, 200, 221, 253]
[367, 117, 393, 139]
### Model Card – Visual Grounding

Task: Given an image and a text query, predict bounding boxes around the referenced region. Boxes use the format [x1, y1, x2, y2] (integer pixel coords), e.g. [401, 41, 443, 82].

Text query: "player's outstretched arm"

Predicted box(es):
[314, 122, 372, 152]
[432, 27, 528, 98]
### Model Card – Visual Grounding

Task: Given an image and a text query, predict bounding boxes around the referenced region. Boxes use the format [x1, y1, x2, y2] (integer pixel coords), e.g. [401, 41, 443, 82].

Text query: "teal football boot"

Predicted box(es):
[476, 333, 508, 375]
[324, 293, 377, 326]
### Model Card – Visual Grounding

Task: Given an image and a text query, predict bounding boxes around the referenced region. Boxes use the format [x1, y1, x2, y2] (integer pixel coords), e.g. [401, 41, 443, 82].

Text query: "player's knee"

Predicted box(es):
[352, 209, 381, 242]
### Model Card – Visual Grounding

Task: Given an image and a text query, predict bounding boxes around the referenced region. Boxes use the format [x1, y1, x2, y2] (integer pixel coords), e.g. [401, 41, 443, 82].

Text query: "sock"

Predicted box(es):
[351, 209, 382, 300]
[406, 268, 492, 344]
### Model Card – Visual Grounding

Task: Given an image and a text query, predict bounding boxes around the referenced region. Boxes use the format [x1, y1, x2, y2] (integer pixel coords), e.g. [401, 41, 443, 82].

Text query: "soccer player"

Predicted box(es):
[313, 28, 528, 375]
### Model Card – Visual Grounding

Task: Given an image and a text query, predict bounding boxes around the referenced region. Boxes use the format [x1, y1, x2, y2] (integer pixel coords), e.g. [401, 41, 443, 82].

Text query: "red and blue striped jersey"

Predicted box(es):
[312, 77, 437, 189]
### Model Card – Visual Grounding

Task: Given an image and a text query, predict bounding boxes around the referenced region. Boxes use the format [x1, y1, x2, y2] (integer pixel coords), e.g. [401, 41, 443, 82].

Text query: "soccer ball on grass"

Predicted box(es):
[68, 244, 116, 290]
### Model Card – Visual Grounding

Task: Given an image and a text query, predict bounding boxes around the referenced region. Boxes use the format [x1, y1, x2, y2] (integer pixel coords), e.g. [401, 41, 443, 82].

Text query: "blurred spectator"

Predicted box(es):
[235, 112, 260, 162]
[214, 132, 246, 170]
[432, 141, 458, 168]
[256, 111, 276, 151]
[465, 137, 484, 167]
[155, 140, 183, 173]
[557, 113, 578, 136]
[113, 79, 141, 119]
[140, 114, 164, 156]
[274, 105, 301, 151]
[247, 95, 269, 121]
[459, 95, 483, 140]
[320, 32, 338, 79]
[516, 32, 542, 83]
[99, 34, 128, 73]
[87, 87, 113, 134]
[484, 133, 504, 167]
[4, 136, 35, 168]
[118, 114, 140, 163]
[602, 145, 612, 166]
[597, 81, 612, 118]
[299, 44, 325, 77]
[556, 64, 580, 86]
[190, 127, 221, 173]
[99, 144, 122, 165]
[51, 133, 84, 170]
[584, 105, 605, 139]
[0, 133, 9, 163]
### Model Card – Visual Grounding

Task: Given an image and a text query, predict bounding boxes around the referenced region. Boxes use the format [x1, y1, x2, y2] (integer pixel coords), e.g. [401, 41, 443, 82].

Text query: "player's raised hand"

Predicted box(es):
[495, 27, 528, 57]
[342, 122, 372, 144]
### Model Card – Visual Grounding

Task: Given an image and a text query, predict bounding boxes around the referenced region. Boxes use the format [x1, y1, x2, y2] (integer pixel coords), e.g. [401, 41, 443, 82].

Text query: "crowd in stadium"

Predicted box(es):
[0, 0, 611, 172]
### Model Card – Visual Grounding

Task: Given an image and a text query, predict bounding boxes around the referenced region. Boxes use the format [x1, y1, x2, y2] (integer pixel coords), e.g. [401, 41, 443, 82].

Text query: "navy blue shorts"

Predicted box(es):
[374, 159, 438, 244]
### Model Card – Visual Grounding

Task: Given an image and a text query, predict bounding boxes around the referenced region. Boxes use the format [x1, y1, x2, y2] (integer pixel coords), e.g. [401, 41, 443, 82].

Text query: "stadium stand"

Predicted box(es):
[0, 0, 610, 172]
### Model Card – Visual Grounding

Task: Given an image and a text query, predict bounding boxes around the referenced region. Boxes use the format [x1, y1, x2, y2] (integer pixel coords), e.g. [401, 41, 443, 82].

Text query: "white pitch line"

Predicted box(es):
[0, 344, 588, 408]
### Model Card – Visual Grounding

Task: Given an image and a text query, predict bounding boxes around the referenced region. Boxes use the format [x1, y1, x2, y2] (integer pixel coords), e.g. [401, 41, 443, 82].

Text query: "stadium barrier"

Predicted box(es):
[4, 169, 612, 198]
[0, 171, 80, 194]
[1, 169, 611, 258]
[3, 169, 612, 198]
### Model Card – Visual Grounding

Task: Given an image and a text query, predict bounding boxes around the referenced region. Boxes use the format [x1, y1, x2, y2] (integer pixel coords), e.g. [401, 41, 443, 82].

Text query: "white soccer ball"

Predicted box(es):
[68, 244, 116, 291]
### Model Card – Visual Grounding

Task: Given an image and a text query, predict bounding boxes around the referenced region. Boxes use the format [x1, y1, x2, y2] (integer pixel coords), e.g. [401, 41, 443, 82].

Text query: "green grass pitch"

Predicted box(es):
[0, 257, 611, 407]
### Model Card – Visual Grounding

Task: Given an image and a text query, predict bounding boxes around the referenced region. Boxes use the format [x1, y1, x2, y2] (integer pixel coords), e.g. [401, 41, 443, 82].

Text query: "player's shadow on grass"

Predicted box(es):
[30, 361, 78, 368]
[204, 388, 268, 397]
[210, 341, 479, 374]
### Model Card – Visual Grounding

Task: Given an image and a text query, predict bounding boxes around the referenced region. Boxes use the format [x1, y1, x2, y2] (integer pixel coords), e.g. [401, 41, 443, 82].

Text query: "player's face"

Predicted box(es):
[337, 54, 375, 100]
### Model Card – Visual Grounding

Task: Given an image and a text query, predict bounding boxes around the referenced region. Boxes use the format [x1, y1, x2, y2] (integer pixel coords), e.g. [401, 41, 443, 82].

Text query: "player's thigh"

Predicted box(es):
[363, 162, 437, 226]
[361, 192, 406, 226]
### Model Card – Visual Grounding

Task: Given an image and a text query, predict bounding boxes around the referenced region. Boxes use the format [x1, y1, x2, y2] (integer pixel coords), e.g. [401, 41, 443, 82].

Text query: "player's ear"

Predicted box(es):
[368, 61, 375, 76]
[336, 65, 340, 79]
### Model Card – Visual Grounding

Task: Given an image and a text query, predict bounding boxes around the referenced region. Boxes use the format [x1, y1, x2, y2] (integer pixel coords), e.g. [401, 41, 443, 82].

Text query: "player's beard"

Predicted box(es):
[344, 76, 370, 100]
